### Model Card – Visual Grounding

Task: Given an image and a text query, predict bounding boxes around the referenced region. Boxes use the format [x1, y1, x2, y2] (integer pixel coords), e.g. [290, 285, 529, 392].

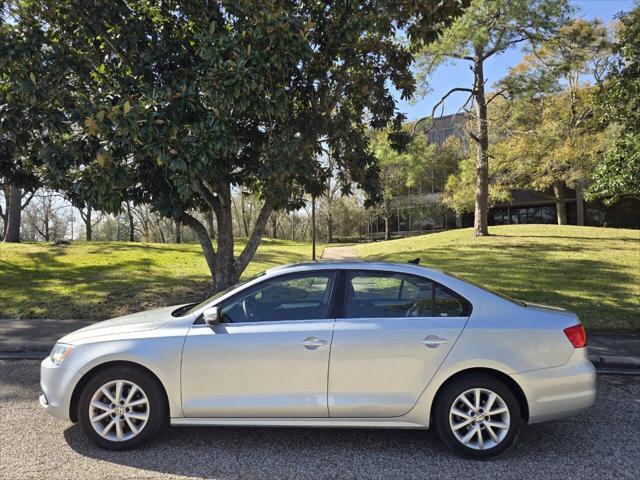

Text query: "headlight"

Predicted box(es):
[50, 343, 74, 365]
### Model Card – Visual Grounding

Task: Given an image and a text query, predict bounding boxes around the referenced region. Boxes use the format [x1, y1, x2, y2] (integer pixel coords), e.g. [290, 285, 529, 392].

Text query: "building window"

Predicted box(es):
[488, 204, 559, 226]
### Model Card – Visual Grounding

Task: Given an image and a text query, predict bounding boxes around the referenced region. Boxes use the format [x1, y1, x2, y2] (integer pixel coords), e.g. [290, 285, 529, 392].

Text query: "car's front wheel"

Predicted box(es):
[78, 366, 167, 450]
[434, 374, 522, 459]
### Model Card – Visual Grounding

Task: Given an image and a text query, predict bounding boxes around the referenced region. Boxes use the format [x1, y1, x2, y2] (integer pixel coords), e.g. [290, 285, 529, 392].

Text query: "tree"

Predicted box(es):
[0, 5, 54, 242]
[22, 190, 69, 241]
[0, 183, 35, 241]
[441, 134, 511, 215]
[492, 19, 612, 224]
[78, 204, 102, 241]
[14, 0, 465, 291]
[370, 129, 437, 239]
[587, 5, 640, 203]
[415, 0, 572, 236]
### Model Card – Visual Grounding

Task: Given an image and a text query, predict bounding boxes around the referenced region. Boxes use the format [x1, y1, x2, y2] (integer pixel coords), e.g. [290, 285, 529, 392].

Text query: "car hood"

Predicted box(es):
[59, 305, 182, 344]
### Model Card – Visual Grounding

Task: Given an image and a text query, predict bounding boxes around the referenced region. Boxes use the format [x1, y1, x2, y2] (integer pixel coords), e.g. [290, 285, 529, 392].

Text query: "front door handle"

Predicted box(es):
[422, 335, 448, 348]
[301, 337, 328, 349]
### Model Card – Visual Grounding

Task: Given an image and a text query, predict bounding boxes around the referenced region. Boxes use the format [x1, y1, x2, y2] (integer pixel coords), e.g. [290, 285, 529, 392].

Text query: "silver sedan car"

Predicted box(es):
[40, 261, 595, 458]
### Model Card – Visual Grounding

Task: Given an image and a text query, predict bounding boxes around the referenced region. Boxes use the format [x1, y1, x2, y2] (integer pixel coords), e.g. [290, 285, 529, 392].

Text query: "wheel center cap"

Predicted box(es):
[475, 414, 484, 423]
[115, 406, 124, 416]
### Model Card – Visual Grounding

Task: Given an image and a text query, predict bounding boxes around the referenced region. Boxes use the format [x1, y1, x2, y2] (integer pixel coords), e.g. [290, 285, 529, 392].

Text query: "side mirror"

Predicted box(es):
[203, 306, 220, 326]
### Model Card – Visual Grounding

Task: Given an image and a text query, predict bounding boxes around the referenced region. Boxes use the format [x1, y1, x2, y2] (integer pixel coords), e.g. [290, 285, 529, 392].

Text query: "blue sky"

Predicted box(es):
[395, 0, 637, 121]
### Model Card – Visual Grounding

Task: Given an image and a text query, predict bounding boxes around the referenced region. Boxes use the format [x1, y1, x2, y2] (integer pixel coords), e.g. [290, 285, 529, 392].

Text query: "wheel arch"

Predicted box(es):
[429, 367, 530, 423]
[69, 360, 170, 423]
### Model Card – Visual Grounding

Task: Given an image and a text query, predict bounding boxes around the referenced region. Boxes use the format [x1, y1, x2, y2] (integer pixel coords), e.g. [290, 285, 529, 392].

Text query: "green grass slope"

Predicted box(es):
[0, 238, 319, 320]
[357, 225, 639, 332]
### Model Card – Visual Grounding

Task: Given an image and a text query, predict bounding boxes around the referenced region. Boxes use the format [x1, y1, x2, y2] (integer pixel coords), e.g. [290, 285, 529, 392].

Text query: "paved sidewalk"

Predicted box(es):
[588, 334, 640, 371]
[1, 316, 638, 372]
[321, 245, 359, 260]
[0, 318, 95, 353]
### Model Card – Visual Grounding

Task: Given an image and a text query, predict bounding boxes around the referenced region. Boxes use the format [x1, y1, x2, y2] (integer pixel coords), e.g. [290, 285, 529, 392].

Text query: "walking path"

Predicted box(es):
[321, 245, 359, 260]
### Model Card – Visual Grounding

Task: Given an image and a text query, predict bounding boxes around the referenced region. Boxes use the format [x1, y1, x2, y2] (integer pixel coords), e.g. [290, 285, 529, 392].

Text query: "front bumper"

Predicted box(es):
[40, 356, 82, 421]
[512, 348, 596, 424]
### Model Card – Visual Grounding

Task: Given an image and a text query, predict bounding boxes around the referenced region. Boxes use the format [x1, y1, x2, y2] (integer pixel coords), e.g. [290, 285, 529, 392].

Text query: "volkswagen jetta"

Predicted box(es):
[40, 262, 595, 458]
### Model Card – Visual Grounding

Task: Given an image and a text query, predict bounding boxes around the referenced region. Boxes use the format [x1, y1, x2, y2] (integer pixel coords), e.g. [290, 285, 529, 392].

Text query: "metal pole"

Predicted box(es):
[311, 197, 316, 261]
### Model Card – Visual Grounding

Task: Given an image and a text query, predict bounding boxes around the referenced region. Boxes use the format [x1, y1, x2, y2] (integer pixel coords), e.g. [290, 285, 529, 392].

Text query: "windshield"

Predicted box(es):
[181, 272, 266, 316]
[444, 272, 526, 307]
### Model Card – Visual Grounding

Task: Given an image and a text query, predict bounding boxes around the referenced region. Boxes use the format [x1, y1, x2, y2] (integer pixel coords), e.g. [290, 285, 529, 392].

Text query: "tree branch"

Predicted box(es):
[180, 212, 217, 285]
[483, 35, 528, 61]
[235, 199, 273, 274]
[451, 53, 474, 61]
[20, 191, 35, 210]
[418, 87, 474, 141]
[191, 178, 221, 217]
[486, 89, 508, 105]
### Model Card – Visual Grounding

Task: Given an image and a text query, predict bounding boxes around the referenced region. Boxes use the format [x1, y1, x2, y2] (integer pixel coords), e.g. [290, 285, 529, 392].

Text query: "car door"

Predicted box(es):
[181, 270, 337, 418]
[328, 269, 470, 418]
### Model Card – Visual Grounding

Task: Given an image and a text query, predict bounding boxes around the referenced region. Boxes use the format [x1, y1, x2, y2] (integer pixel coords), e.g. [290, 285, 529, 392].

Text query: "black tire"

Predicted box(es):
[434, 374, 522, 459]
[78, 366, 167, 450]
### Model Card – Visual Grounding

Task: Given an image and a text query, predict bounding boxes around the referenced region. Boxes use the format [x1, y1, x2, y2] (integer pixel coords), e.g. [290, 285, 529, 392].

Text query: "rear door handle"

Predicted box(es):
[301, 337, 328, 349]
[422, 335, 448, 348]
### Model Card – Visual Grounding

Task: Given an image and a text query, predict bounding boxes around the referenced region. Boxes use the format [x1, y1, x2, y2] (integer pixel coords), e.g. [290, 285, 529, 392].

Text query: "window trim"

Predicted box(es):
[339, 269, 472, 319]
[216, 270, 339, 324]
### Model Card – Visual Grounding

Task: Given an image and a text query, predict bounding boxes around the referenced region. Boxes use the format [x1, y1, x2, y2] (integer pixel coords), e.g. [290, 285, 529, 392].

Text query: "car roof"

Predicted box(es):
[265, 261, 445, 277]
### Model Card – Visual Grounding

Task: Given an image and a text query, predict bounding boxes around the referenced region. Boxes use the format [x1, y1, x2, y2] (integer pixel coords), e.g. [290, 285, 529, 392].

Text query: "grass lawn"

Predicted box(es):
[0, 238, 320, 320]
[357, 225, 639, 333]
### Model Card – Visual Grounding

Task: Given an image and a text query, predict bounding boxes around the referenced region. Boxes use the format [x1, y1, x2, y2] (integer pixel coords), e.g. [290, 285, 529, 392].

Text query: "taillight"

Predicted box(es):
[564, 324, 587, 348]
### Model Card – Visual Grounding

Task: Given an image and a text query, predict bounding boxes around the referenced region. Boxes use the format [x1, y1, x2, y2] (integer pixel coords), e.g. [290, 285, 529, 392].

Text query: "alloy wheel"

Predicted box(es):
[449, 387, 511, 450]
[88, 380, 150, 442]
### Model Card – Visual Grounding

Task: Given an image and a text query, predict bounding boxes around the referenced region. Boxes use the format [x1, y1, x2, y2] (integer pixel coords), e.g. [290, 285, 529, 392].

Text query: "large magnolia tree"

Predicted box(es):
[2, 0, 467, 290]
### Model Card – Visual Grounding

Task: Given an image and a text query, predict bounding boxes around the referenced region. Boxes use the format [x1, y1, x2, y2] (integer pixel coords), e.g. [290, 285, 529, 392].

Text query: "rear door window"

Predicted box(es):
[344, 271, 471, 318]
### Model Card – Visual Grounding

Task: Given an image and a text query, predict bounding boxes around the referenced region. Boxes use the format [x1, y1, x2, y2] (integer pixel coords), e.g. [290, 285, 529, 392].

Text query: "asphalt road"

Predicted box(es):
[1, 360, 638, 480]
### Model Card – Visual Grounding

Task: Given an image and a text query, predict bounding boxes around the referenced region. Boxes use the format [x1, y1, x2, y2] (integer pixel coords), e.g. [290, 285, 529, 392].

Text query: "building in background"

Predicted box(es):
[367, 113, 639, 239]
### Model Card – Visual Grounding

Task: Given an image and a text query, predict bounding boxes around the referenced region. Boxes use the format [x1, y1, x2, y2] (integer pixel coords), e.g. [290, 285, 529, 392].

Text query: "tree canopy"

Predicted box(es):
[586, 5, 640, 204]
[1, 0, 467, 287]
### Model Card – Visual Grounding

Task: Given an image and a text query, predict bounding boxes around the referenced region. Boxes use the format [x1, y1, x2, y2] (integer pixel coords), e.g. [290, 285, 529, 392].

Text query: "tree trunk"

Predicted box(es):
[126, 202, 135, 241]
[175, 220, 182, 243]
[189, 179, 273, 293]
[384, 215, 391, 241]
[213, 184, 237, 290]
[180, 213, 218, 290]
[85, 207, 92, 241]
[240, 195, 250, 237]
[327, 211, 333, 243]
[3, 184, 22, 243]
[473, 51, 490, 237]
[553, 181, 567, 225]
[575, 180, 585, 226]
[0, 185, 8, 238]
[44, 216, 50, 242]
[290, 213, 295, 241]
[205, 210, 216, 239]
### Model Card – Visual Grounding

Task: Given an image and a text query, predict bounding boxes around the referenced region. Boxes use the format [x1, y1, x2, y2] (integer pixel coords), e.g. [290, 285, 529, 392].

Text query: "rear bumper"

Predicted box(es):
[512, 348, 596, 424]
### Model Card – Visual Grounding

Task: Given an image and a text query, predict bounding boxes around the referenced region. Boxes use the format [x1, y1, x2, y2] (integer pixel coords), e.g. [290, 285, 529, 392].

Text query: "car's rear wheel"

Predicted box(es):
[78, 366, 167, 450]
[434, 374, 522, 459]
